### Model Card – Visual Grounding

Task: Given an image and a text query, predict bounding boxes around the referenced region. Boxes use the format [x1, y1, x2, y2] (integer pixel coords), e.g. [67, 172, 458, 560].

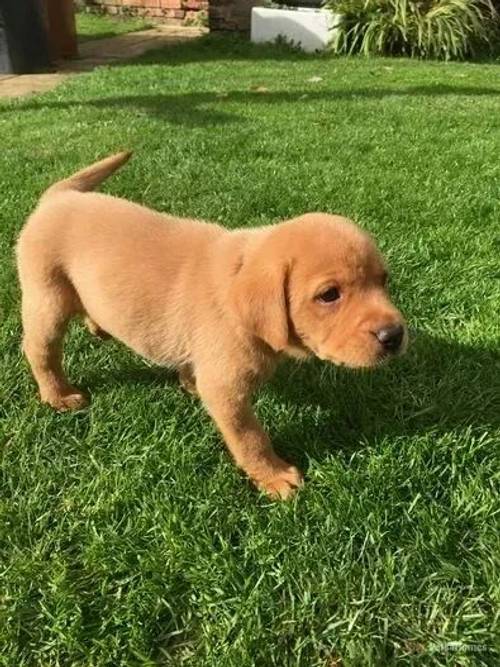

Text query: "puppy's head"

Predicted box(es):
[231, 213, 407, 368]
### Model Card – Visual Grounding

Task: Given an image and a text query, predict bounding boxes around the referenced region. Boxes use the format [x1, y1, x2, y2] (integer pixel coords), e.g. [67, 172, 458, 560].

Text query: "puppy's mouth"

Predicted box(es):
[321, 354, 379, 370]
[288, 327, 408, 368]
[314, 341, 407, 370]
[290, 330, 374, 369]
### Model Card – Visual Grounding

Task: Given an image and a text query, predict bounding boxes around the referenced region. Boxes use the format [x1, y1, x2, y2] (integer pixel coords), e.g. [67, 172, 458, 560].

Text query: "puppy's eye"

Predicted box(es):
[316, 287, 341, 303]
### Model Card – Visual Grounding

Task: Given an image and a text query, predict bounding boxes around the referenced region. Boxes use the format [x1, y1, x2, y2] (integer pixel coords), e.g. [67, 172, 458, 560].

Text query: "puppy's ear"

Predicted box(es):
[230, 255, 289, 352]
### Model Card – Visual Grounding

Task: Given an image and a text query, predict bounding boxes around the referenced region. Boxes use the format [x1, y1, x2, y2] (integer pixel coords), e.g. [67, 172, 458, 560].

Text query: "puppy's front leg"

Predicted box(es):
[197, 377, 303, 499]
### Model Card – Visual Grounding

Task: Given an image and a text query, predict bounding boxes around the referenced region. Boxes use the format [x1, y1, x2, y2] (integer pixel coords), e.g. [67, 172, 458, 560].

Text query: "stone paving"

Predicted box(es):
[0, 25, 205, 99]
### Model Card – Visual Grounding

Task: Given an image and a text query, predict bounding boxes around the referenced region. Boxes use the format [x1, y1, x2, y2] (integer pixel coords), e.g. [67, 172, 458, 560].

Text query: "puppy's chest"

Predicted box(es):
[132, 322, 192, 368]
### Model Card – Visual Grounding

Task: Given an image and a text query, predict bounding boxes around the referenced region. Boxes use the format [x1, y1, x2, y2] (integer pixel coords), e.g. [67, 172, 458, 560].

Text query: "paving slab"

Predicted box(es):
[0, 26, 205, 98]
[0, 73, 70, 98]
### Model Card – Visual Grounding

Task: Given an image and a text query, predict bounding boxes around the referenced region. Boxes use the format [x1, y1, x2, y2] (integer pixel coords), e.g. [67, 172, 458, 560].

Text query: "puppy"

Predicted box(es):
[17, 152, 407, 499]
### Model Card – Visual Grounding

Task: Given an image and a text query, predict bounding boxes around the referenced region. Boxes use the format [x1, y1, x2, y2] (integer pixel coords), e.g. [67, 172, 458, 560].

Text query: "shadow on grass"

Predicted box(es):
[79, 330, 500, 471]
[77, 32, 123, 43]
[99, 33, 500, 67]
[3, 85, 500, 128]
[268, 331, 500, 469]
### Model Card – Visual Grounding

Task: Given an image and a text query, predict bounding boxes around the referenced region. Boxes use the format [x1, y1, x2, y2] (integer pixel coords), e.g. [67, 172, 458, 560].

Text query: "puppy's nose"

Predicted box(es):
[375, 324, 404, 353]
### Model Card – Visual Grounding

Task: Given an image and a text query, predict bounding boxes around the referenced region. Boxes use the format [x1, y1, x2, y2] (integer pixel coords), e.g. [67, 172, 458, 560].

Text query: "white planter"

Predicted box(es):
[251, 7, 339, 53]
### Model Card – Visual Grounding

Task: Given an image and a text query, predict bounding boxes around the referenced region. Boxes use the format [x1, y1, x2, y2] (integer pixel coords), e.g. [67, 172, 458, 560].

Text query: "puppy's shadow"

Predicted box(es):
[79, 331, 499, 470]
[82, 361, 177, 392]
[264, 330, 500, 469]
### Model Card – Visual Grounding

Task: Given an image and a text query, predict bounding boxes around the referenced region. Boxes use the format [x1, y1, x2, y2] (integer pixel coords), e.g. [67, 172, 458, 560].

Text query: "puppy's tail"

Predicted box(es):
[42, 151, 132, 199]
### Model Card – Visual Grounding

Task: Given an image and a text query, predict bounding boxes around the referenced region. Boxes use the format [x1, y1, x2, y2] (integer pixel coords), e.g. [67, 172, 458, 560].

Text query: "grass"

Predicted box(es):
[1, 35, 499, 666]
[76, 11, 152, 43]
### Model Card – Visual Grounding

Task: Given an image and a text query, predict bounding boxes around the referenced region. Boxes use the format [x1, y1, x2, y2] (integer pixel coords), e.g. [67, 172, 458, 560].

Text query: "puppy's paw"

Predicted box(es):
[257, 465, 304, 500]
[85, 316, 111, 340]
[178, 368, 198, 396]
[42, 389, 89, 412]
[179, 376, 198, 396]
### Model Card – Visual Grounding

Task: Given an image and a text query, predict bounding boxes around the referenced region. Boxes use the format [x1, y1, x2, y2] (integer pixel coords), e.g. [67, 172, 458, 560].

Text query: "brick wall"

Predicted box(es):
[208, 0, 260, 32]
[79, 0, 208, 26]
[79, 0, 263, 32]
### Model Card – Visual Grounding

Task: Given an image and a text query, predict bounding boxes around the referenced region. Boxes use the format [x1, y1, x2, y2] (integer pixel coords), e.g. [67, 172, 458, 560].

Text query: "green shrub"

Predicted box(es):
[327, 0, 498, 59]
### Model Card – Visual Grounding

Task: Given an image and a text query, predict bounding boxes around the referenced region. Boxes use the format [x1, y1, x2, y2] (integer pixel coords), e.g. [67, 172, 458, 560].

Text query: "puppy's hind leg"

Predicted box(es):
[21, 278, 88, 411]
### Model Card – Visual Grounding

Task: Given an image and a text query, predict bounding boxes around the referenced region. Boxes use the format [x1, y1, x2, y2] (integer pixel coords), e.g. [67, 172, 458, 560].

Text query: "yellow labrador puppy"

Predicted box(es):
[17, 152, 407, 498]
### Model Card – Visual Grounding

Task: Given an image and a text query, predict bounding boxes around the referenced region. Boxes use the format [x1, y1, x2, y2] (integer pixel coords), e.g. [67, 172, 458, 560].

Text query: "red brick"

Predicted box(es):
[86, 0, 202, 23]
[161, 8, 185, 17]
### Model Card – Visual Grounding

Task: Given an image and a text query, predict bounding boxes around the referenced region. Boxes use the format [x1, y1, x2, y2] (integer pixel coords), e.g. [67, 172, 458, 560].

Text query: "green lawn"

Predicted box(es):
[1, 36, 499, 666]
[76, 11, 152, 42]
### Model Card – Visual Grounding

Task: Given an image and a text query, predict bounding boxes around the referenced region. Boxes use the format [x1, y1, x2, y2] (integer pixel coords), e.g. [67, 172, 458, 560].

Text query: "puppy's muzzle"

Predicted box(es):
[374, 323, 405, 354]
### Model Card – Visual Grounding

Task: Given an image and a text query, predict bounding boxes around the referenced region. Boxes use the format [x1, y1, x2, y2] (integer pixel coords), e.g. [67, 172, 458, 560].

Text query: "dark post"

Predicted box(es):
[45, 0, 78, 60]
[0, 0, 52, 74]
[209, 0, 261, 33]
